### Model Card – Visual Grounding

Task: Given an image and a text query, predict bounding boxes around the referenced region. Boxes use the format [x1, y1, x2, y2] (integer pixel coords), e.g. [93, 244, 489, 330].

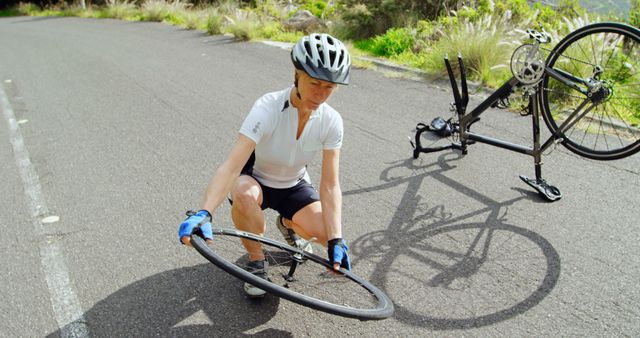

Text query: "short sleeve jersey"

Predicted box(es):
[239, 86, 343, 188]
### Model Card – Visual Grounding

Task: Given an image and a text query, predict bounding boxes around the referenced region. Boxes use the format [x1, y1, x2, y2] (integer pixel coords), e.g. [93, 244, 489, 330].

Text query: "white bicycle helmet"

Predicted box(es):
[291, 33, 351, 85]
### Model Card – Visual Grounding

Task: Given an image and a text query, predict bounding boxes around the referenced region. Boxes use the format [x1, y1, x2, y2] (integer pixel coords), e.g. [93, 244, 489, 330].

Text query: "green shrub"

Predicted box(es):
[227, 20, 258, 40]
[494, 0, 532, 22]
[557, 0, 585, 18]
[256, 21, 280, 38]
[303, 0, 326, 18]
[266, 30, 304, 42]
[423, 14, 517, 87]
[297, 0, 333, 18]
[390, 49, 427, 70]
[226, 11, 260, 40]
[340, 0, 458, 22]
[59, 4, 89, 17]
[369, 27, 414, 57]
[164, 9, 205, 29]
[0, 8, 20, 16]
[413, 20, 439, 52]
[335, 0, 428, 39]
[255, 0, 284, 19]
[477, 0, 494, 15]
[630, 0, 640, 28]
[104, 0, 140, 20]
[164, 11, 184, 25]
[455, 6, 481, 22]
[532, 2, 559, 27]
[17, 2, 41, 15]
[184, 10, 207, 30]
[437, 15, 459, 27]
[141, 0, 172, 22]
[139, 0, 191, 22]
[205, 8, 224, 35]
[215, 0, 240, 16]
[258, 21, 303, 41]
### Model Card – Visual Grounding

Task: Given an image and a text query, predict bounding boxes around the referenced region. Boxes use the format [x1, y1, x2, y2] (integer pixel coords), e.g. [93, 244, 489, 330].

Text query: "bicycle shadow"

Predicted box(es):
[46, 263, 292, 337]
[345, 154, 561, 330]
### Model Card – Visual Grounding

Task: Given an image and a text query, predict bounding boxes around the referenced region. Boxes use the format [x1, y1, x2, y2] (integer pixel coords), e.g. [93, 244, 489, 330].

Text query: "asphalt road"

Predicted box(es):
[1, 16, 639, 337]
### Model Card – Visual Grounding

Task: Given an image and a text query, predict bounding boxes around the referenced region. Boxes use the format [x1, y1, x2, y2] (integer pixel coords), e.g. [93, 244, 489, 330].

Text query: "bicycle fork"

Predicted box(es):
[411, 54, 471, 158]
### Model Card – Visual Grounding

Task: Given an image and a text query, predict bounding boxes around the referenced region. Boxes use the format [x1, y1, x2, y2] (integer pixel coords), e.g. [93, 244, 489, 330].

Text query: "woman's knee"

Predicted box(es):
[231, 179, 262, 212]
[291, 203, 328, 244]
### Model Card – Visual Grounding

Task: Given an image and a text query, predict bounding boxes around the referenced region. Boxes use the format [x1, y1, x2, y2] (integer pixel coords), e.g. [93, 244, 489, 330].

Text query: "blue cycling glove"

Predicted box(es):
[328, 238, 351, 270]
[178, 210, 213, 244]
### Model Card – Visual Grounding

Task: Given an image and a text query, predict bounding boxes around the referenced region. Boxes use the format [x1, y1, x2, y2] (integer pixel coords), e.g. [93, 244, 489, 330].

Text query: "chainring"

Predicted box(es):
[510, 44, 546, 85]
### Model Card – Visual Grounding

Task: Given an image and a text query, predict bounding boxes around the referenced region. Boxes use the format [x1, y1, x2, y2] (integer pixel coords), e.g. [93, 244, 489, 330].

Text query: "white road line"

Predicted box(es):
[1, 83, 90, 338]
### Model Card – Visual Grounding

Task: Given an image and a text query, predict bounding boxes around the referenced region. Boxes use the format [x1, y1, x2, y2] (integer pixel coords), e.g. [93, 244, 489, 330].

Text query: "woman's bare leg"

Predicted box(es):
[285, 201, 329, 247]
[230, 175, 266, 261]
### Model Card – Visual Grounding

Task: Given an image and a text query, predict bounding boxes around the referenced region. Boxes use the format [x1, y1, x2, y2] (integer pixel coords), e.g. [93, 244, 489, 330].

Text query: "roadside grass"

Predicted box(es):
[225, 9, 261, 41]
[180, 9, 209, 30]
[204, 8, 224, 35]
[141, 0, 190, 22]
[0, 8, 21, 16]
[422, 14, 519, 88]
[99, 1, 141, 20]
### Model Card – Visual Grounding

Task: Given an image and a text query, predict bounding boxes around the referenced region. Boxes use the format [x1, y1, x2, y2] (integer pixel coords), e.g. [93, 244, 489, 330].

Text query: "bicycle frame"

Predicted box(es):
[412, 52, 570, 201]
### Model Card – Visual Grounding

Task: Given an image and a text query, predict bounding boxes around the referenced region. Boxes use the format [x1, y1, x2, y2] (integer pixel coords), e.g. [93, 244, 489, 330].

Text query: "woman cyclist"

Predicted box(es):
[178, 33, 352, 297]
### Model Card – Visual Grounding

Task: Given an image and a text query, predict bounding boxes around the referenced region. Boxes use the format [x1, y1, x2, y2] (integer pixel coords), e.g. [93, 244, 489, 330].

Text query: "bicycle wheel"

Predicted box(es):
[539, 22, 640, 160]
[190, 228, 394, 321]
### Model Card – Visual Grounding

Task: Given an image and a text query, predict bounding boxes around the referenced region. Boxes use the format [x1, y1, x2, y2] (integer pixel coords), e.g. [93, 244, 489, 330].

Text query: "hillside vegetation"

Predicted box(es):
[2, 0, 639, 124]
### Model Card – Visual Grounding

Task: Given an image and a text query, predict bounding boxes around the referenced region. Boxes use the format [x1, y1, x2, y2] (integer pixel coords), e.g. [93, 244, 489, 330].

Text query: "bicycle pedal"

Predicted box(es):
[519, 175, 562, 202]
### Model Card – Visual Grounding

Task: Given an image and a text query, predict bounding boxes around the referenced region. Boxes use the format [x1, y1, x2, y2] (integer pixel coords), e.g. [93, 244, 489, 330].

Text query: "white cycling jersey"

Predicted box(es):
[239, 85, 343, 188]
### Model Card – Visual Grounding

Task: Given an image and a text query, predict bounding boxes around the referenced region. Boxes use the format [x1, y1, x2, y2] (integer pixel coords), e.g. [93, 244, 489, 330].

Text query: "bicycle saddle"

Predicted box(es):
[526, 28, 551, 44]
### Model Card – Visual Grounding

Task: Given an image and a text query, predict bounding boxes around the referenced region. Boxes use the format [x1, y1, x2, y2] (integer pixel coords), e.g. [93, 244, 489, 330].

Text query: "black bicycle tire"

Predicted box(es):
[190, 229, 394, 321]
[539, 22, 640, 160]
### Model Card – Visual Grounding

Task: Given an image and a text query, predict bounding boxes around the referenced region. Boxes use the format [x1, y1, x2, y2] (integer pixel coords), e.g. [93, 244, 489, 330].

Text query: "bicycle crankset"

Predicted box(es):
[510, 44, 546, 85]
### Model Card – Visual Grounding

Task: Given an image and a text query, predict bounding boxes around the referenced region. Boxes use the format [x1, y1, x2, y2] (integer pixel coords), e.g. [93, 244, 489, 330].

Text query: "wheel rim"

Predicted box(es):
[191, 229, 394, 320]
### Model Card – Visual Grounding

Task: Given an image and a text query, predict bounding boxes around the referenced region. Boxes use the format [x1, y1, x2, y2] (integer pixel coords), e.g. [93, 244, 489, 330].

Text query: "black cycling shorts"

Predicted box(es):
[230, 174, 320, 220]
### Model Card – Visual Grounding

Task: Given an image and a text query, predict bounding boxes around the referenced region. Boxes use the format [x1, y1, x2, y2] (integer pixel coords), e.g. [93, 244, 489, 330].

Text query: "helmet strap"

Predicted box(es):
[294, 72, 301, 99]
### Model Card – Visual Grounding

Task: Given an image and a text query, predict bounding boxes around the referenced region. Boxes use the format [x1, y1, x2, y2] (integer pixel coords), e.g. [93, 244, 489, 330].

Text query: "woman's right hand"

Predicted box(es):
[178, 210, 213, 246]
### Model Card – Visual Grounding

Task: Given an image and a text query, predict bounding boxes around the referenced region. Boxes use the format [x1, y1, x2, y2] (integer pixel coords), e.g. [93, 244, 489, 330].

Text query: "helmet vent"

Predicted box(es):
[337, 52, 345, 67]
[291, 33, 351, 84]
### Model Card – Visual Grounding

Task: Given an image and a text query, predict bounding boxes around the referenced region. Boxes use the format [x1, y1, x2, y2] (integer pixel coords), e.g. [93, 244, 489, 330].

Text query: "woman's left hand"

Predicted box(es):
[328, 238, 351, 270]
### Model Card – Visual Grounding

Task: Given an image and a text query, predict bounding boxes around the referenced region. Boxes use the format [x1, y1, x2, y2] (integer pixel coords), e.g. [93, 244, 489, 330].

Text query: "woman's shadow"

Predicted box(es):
[47, 264, 291, 337]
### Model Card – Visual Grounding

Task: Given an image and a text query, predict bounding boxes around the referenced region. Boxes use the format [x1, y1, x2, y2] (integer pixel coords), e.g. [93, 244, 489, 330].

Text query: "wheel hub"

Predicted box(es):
[588, 81, 613, 104]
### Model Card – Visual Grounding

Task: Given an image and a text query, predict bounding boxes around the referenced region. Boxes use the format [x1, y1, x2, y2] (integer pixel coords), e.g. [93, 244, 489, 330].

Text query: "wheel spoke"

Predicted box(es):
[191, 230, 393, 320]
[540, 23, 640, 159]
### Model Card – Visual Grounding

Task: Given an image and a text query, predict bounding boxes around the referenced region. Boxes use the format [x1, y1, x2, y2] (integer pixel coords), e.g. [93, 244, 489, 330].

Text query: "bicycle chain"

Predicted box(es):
[540, 46, 597, 67]
[540, 86, 585, 100]
[539, 45, 596, 101]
